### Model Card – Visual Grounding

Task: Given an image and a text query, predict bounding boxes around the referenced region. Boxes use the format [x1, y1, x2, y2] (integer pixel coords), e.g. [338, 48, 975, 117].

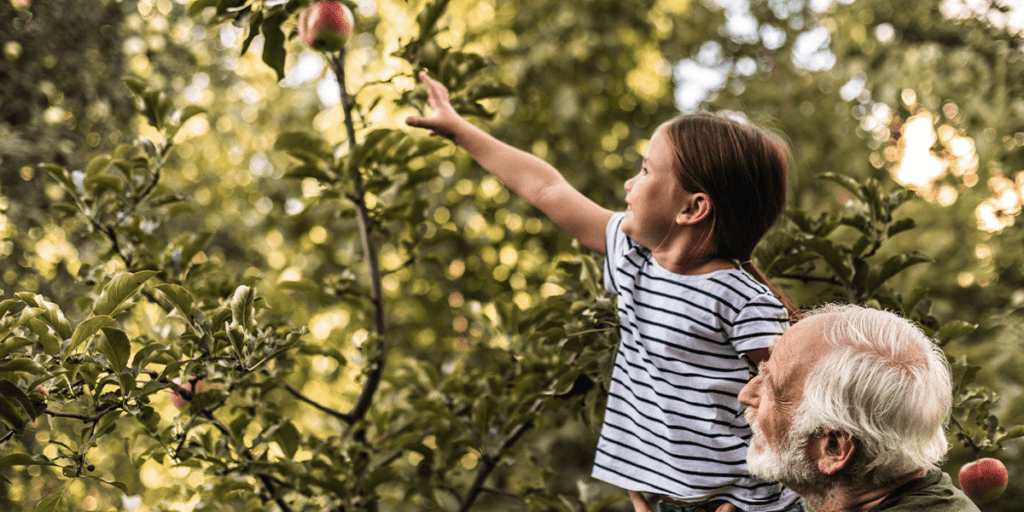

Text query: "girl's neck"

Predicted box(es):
[650, 251, 735, 275]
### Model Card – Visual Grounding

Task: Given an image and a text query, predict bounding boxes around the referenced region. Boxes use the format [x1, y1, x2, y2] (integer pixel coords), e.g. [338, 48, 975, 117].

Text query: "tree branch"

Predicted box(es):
[284, 383, 352, 423]
[775, 273, 842, 285]
[458, 354, 580, 512]
[328, 49, 387, 424]
[45, 405, 118, 423]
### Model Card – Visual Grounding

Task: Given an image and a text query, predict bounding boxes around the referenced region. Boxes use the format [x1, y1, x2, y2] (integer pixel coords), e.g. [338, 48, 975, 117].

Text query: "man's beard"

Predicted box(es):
[745, 410, 837, 507]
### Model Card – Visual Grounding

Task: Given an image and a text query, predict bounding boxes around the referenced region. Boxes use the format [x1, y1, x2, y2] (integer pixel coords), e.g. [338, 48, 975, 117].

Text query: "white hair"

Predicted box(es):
[791, 304, 952, 485]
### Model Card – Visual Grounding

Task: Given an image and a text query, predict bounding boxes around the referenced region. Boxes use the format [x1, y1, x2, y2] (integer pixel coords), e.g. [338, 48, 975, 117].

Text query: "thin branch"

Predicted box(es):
[284, 383, 352, 423]
[950, 414, 983, 457]
[327, 49, 387, 425]
[458, 354, 580, 512]
[480, 487, 526, 503]
[45, 405, 118, 423]
[775, 273, 842, 285]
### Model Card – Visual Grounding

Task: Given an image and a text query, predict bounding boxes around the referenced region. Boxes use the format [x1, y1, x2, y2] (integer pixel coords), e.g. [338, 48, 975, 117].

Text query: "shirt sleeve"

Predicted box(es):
[603, 212, 627, 294]
[728, 292, 789, 356]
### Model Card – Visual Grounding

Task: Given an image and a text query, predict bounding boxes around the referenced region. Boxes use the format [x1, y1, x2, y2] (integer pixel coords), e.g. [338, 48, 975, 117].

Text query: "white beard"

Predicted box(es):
[746, 410, 837, 507]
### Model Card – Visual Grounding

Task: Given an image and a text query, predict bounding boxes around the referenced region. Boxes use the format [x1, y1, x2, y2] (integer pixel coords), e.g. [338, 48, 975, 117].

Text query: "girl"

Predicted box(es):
[406, 71, 804, 512]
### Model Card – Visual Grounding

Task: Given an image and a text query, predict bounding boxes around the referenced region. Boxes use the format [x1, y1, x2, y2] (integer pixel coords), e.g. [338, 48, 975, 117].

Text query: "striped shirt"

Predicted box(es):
[591, 213, 801, 511]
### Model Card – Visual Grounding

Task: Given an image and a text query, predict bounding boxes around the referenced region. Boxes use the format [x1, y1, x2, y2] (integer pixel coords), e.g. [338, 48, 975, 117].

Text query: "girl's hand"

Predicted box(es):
[629, 491, 654, 512]
[404, 71, 463, 142]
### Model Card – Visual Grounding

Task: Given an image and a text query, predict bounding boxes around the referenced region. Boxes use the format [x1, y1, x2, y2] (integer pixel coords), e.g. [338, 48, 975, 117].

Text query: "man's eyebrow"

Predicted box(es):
[759, 363, 774, 392]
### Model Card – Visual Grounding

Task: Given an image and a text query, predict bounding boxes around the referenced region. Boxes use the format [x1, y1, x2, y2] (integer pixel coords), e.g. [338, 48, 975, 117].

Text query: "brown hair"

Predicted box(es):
[659, 112, 801, 322]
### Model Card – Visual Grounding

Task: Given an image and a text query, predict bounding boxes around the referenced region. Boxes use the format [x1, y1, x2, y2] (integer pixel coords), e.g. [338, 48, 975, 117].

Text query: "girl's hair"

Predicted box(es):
[659, 112, 800, 321]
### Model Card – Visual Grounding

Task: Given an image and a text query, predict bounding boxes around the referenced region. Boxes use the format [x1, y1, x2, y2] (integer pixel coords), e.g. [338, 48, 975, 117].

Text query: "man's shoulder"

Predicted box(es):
[873, 469, 980, 512]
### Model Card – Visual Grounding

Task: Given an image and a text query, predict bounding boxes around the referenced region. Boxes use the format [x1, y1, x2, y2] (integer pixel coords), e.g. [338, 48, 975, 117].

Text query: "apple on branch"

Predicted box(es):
[959, 457, 1009, 503]
[169, 376, 210, 410]
[298, 1, 355, 52]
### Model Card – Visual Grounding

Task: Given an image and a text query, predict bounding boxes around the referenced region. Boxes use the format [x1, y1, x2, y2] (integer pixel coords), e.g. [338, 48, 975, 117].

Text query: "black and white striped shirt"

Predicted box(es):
[591, 213, 801, 511]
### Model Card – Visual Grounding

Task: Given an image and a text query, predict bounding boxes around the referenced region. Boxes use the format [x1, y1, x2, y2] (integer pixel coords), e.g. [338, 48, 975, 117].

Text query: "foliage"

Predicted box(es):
[1, 0, 1023, 511]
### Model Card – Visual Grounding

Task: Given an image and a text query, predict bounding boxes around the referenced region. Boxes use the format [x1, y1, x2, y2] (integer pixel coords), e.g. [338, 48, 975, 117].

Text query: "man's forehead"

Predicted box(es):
[772, 313, 831, 355]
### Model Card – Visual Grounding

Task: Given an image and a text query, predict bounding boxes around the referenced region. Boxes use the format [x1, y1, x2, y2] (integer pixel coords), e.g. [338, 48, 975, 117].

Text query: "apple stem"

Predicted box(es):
[950, 414, 982, 457]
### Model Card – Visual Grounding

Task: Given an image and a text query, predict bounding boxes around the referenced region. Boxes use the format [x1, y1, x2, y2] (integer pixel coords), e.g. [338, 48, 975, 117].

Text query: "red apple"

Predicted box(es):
[170, 377, 209, 410]
[298, 1, 354, 52]
[959, 457, 1008, 503]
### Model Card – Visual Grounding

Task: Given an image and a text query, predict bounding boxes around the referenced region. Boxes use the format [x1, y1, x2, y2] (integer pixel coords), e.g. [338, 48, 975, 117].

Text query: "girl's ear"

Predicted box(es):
[676, 193, 712, 225]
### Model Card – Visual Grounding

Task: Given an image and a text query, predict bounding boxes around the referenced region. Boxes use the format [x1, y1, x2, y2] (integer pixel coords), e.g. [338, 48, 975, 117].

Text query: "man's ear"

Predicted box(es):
[808, 430, 856, 475]
[676, 193, 712, 225]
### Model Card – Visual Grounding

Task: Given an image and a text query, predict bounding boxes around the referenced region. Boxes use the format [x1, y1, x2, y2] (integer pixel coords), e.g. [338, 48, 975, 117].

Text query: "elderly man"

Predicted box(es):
[738, 304, 979, 511]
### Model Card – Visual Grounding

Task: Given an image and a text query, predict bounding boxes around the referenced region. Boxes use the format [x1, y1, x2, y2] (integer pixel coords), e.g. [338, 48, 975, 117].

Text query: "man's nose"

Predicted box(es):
[737, 376, 760, 408]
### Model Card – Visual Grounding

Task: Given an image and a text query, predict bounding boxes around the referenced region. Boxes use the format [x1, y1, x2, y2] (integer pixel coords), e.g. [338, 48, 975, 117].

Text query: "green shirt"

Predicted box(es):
[873, 469, 980, 511]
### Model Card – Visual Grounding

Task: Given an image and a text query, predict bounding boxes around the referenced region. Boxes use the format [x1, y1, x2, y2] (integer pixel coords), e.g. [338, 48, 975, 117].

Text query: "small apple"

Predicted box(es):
[959, 457, 1009, 503]
[298, 1, 354, 52]
[169, 376, 209, 410]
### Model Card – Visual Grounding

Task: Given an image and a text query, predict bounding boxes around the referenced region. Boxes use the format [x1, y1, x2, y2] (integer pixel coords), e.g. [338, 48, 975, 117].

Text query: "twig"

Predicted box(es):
[458, 353, 580, 512]
[950, 414, 983, 457]
[284, 383, 351, 423]
[775, 273, 842, 285]
[327, 49, 387, 424]
[45, 405, 118, 423]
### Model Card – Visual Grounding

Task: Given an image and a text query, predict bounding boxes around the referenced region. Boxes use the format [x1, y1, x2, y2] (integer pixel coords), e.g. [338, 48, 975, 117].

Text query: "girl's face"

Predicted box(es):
[621, 130, 689, 249]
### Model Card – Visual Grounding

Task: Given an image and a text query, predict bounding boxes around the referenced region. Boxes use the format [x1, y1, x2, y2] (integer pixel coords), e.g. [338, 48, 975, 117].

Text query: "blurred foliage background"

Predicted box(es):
[1, 0, 1023, 510]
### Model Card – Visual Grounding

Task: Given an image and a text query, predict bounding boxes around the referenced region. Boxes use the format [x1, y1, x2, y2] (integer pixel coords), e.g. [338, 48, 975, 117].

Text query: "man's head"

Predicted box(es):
[738, 304, 953, 497]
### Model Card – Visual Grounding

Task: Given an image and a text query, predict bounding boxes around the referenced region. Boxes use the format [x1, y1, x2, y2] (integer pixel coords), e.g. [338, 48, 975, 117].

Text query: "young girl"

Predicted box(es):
[406, 71, 805, 512]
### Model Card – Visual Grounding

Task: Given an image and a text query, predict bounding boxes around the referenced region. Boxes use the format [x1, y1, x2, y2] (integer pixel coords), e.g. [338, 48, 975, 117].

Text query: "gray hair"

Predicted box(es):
[791, 304, 952, 485]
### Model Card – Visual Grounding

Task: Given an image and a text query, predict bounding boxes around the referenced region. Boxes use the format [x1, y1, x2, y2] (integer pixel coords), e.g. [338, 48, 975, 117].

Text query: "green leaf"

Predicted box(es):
[34, 492, 69, 512]
[85, 154, 112, 177]
[95, 477, 129, 495]
[467, 82, 514, 100]
[284, 165, 335, 182]
[230, 285, 258, 332]
[0, 397, 26, 431]
[187, 0, 219, 16]
[178, 105, 206, 125]
[276, 420, 300, 460]
[886, 218, 916, 239]
[868, 252, 933, 294]
[67, 315, 115, 356]
[240, 11, 264, 56]
[936, 320, 977, 344]
[97, 328, 131, 371]
[0, 453, 56, 467]
[0, 380, 37, 420]
[177, 232, 213, 268]
[154, 284, 194, 321]
[0, 358, 46, 376]
[818, 172, 866, 202]
[0, 337, 33, 358]
[950, 355, 982, 392]
[802, 237, 854, 285]
[15, 293, 72, 340]
[92, 271, 159, 317]
[998, 425, 1024, 443]
[274, 132, 331, 164]
[40, 164, 77, 198]
[261, 11, 287, 81]
[417, 0, 452, 40]
[122, 76, 147, 98]
[24, 318, 61, 355]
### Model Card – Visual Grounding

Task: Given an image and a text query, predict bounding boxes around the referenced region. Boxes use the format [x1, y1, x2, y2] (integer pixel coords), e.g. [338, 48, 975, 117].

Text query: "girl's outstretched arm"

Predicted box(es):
[405, 71, 614, 255]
